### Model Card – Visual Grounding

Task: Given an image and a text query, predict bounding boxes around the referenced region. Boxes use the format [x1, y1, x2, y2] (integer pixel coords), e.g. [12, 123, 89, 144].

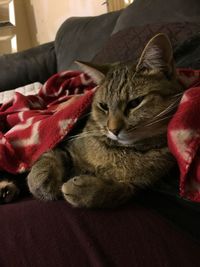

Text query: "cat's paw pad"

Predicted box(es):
[62, 175, 103, 208]
[71, 176, 91, 186]
[0, 181, 19, 204]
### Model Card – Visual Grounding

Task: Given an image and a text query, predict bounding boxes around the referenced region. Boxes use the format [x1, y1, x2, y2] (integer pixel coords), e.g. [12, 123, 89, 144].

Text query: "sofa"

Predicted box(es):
[0, 1, 200, 266]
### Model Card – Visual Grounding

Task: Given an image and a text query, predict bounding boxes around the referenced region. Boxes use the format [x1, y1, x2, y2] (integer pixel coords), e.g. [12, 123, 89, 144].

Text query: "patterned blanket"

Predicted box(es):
[1, 69, 200, 202]
[0, 71, 96, 174]
[168, 69, 200, 202]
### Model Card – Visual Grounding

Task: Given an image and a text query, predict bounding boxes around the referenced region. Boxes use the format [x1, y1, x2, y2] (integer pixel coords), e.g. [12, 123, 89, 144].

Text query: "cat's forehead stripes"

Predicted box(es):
[102, 66, 130, 108]
[102, 64, 145, 104]
[106, 65, 129, 94]
[104, 64, 177, 99]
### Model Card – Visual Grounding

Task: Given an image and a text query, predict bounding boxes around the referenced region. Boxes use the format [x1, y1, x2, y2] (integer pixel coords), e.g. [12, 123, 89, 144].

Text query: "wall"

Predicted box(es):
[14, 0, 32, 51]
[107, 0, 133, 11]
[24, 0, 107, 47]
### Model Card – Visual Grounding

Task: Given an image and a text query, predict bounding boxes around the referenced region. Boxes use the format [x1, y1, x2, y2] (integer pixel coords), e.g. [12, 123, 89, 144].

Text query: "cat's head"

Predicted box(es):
[76, 33, 183, 148]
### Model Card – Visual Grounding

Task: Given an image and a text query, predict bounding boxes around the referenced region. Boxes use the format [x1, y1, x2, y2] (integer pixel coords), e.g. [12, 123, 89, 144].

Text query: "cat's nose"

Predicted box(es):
[109, 128, 121, 136]
[107, 112, 124, 137]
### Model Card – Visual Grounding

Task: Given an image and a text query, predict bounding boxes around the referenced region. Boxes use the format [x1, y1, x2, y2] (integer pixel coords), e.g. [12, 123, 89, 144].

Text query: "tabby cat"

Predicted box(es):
[0, 33, 184, 207]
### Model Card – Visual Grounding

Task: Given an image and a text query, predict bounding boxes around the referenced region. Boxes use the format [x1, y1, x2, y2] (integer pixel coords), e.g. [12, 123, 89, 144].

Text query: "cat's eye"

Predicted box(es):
[98, 102, 109, 112]
[127, 96, 144, 110]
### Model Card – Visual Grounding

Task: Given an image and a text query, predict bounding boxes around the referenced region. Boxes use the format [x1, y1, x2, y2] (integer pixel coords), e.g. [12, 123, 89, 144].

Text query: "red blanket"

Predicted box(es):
[0, 71, 96, 174]
[168, 69, 200, 202]
[1, 69, 200, 202]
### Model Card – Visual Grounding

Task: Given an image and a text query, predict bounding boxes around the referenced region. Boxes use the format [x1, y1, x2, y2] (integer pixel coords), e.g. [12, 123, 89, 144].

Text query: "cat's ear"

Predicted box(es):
[136, 33, 175, 77]
[75, 61, 108, 84]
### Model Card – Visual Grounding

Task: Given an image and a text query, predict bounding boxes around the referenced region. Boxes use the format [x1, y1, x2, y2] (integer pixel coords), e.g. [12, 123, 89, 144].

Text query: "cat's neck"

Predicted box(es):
[132, 135, 168, 152]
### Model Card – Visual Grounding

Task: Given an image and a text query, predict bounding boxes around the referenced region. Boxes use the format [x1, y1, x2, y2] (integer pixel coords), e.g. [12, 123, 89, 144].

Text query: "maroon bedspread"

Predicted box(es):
[0, 197, 199, 267]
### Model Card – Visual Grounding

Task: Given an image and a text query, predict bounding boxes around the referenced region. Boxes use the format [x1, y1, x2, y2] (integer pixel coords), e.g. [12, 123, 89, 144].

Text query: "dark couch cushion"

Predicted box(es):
[93, 22, 200, 66]
[0, 42, 56, 91]
[55, 11, 121, 72]
[174, 32, 200, 69]
[113, 0, 200, 34]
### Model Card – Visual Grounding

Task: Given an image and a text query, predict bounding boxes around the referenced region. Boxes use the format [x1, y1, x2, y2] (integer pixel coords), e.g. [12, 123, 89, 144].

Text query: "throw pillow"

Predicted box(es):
[93, 22, 200, 66]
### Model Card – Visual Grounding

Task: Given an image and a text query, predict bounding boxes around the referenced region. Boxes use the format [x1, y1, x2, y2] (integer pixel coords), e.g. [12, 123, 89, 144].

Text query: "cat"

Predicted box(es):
[0, 172, 28, 204]
[0, 33, 184, 207]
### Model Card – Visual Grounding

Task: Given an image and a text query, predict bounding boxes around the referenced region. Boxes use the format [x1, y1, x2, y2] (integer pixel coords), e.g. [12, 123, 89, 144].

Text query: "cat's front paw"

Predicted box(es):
[27, 151, 66, 200]
[27, 166, 62, 201]
[0, 181, 19, 204]
[62, 175, 104, 208]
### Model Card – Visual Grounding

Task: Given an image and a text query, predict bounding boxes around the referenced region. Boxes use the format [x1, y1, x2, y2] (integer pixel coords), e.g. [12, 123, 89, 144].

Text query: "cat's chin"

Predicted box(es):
[106, 131, 134, 146]
[105, 133, 167, 151]
[105, 134, 135, 147]
[117, 139, 134, 146]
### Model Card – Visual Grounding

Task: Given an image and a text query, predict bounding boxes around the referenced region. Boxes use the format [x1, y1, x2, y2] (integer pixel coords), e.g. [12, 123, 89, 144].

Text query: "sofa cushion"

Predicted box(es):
[55, 11, 121, 72]
[93, 22, 200, 66]
[113, 0, 200, 34]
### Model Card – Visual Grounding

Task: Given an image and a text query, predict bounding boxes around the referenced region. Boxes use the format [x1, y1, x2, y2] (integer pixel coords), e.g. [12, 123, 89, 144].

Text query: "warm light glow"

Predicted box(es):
[9, 0, 15, 25]
[0, 0, 11, 4]
[124, 0, 134, 4]
[9, 0, 17, 52]
[11, 35, 17, 52]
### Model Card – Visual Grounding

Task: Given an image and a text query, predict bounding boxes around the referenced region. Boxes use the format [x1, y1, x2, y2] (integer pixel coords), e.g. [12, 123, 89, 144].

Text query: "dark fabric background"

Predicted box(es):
[0, 197, 200, 267]
[113, 0, 200, 34]
[93, 22, 200, 66]
[0, 43, 56, 92]
[174, 32, 200, 69]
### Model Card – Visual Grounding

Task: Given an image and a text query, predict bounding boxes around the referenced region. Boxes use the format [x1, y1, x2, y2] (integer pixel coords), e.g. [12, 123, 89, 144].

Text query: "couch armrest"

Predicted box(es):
[0, 42, 57, 92]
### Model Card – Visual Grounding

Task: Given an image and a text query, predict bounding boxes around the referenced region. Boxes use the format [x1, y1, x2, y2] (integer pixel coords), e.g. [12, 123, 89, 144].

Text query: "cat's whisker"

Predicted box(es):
[180, 93, 200, 101]
[170, 91, 200, 103]
[170, 92, 183, 98]
[144, 115, 173, 128]
[77, 112, 91, 121]
[67, 131, 99, 139]
[127, 114, 174, 133]
[67, 134, 101, 142]
[154, 99, 180, 119]
[127, 96, 182, 133]
[66, 130, 103, 142]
